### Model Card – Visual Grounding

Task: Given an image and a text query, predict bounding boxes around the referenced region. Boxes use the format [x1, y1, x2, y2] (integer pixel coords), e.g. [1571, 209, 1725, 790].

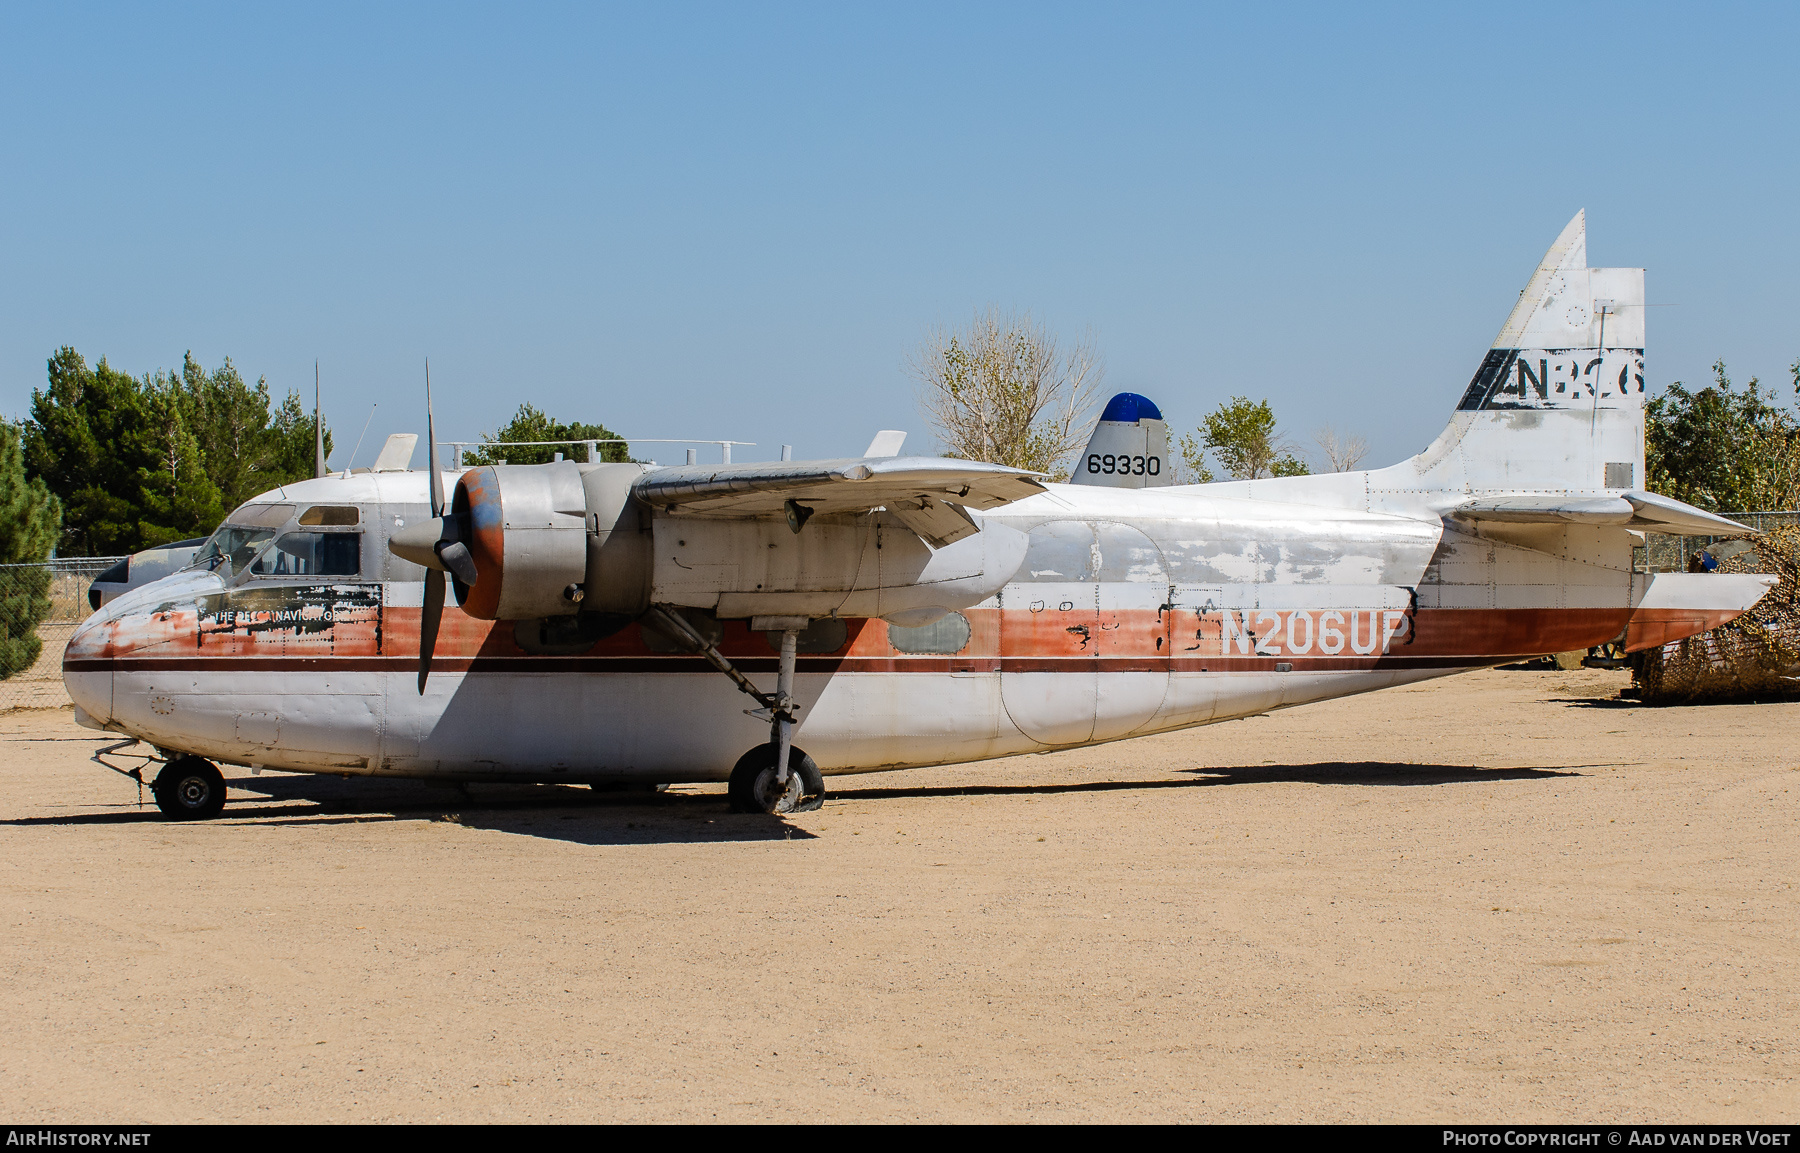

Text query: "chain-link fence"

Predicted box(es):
[0, 557, 123, 711]
[1636, 511, 1800, 572]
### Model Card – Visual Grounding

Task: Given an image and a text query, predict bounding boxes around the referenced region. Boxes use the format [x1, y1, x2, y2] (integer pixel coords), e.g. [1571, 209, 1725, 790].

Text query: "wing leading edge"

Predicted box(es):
[632, 456, 1048, 548]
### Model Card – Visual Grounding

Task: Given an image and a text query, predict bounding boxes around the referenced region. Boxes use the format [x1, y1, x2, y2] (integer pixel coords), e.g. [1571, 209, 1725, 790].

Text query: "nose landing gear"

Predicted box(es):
[151, 757, 227, 820]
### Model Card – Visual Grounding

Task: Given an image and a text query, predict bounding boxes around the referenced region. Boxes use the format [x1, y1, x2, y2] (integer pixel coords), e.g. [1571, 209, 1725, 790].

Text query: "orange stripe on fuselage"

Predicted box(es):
[70, 588, 1640, 670]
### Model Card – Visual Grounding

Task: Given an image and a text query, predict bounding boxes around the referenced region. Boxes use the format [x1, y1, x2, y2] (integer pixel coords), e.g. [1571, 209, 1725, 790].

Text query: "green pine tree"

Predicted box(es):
[136, 387, 227, 547]
[0, 422, 63, 678]
[266, 388, 334, 485]
[172, 352, 281, 510]
[25, 348, 160, 556]
[26, 348, 333, 555]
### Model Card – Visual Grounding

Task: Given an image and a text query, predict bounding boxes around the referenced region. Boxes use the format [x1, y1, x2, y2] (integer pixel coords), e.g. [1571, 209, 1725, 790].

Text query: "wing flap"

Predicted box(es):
[886, 495, 979, 549]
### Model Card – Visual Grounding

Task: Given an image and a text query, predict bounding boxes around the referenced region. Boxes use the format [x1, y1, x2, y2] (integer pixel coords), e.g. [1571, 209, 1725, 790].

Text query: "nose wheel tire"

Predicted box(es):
[151, 757, 227, 820]
[728, 744, 824, 814]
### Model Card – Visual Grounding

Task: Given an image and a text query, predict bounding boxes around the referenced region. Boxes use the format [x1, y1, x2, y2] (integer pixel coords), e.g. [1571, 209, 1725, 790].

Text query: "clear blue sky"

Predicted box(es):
[3, 3, 1795, 470]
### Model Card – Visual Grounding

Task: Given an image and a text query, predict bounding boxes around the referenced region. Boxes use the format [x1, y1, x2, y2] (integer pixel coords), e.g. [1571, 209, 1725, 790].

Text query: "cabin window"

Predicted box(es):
[298, 505, 360, 526]
[888, 612, 971, 655]
[1018, 521, 1099, 582]
[252, 532, 361, 577]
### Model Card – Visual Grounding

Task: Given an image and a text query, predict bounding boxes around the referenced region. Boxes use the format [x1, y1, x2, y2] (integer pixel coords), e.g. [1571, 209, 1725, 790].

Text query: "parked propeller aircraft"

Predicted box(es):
[65, 212, 1775, 818]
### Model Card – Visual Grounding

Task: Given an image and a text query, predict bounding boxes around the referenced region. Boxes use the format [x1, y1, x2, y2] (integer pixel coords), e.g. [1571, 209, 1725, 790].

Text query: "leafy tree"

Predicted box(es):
[0, 422, 62, 678]
[1175, 436, 1217, 484]
[909, 308, 1101, 477]
[1645, 360, 1800, 512]
[464, 403, 631, 465]
[1271, 452, 1311, 477]
[1177, 395, 1310, 481]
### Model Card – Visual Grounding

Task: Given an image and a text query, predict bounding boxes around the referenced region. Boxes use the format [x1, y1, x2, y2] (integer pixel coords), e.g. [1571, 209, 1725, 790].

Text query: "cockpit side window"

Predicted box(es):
[223, 503, 296, 529]
[251, 532, 362, 577]
[190, 504, 297, 576]
[194, 526, 280, 576]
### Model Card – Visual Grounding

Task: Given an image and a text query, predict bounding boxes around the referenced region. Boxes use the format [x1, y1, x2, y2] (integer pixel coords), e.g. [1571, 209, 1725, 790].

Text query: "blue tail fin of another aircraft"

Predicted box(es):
[1070, 392, 1171, 488]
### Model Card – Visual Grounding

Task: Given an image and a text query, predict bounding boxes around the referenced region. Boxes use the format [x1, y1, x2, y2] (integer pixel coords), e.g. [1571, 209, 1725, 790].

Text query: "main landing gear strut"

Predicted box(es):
[646, 607, 825, 815]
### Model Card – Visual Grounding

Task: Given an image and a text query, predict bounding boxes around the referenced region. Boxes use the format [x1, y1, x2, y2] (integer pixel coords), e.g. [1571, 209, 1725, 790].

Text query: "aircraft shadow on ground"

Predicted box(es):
[1557, 693, 1800, 709]
[7, 774, 810, 844]
[15, 763, 1584, 838]
[828, 761, 1581, 801]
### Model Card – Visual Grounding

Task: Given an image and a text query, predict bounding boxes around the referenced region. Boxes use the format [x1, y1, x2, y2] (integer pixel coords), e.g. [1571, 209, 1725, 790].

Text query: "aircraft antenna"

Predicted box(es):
[346, 403, 378, 473]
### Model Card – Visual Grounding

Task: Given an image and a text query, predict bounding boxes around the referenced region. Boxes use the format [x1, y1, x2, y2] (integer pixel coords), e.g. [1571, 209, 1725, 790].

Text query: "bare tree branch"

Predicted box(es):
[908, 307, 1101, 476]
[1312, 424, 1369, 472]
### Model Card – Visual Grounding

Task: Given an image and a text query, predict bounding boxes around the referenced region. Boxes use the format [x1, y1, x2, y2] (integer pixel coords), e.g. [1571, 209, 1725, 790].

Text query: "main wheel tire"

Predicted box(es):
[151, 757, 227, 820]
[728, 744, 824, 814]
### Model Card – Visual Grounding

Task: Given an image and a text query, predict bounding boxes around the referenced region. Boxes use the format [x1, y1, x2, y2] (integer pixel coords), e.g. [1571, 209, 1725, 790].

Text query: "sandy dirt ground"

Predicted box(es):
[1, 668, 1796, 1123]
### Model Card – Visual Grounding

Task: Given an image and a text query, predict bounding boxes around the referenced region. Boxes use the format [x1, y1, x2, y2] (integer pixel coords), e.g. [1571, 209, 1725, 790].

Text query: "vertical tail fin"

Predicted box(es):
[1388, 210, 1646, 495]
[1069, 392, 1172, 488]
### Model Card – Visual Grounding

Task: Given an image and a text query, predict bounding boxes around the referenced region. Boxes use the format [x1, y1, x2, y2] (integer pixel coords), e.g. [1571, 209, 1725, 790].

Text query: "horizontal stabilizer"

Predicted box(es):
[1619, 491, 1750, 535]
[1451, 491, 1750, 536]
[633, 456, 1047, 518]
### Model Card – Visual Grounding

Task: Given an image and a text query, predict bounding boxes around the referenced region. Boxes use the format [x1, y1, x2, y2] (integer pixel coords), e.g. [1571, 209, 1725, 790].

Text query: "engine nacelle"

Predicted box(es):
[453, 462, 652, 621]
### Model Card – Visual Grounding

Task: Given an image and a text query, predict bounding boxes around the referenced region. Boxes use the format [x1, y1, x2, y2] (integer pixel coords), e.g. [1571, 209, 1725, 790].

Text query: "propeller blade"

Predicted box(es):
[437, 539, 479, 587]
[419, 568, 445, 694]
[314, 361, 326, 479]
[426, 359, 444, 518]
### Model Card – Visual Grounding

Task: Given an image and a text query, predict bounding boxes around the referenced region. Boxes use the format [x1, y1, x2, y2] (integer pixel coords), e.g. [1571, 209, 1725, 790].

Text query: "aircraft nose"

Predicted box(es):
[62, 612, 115, 728]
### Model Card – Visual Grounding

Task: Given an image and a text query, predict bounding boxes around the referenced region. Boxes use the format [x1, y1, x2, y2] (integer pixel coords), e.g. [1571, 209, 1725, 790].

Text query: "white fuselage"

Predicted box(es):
[64, 470, 1691, 784]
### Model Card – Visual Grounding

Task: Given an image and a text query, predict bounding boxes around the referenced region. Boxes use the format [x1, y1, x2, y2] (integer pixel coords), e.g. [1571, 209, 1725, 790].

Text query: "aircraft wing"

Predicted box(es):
[633, 456, 1047, 521]
[1451, 491, 1749, 536]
